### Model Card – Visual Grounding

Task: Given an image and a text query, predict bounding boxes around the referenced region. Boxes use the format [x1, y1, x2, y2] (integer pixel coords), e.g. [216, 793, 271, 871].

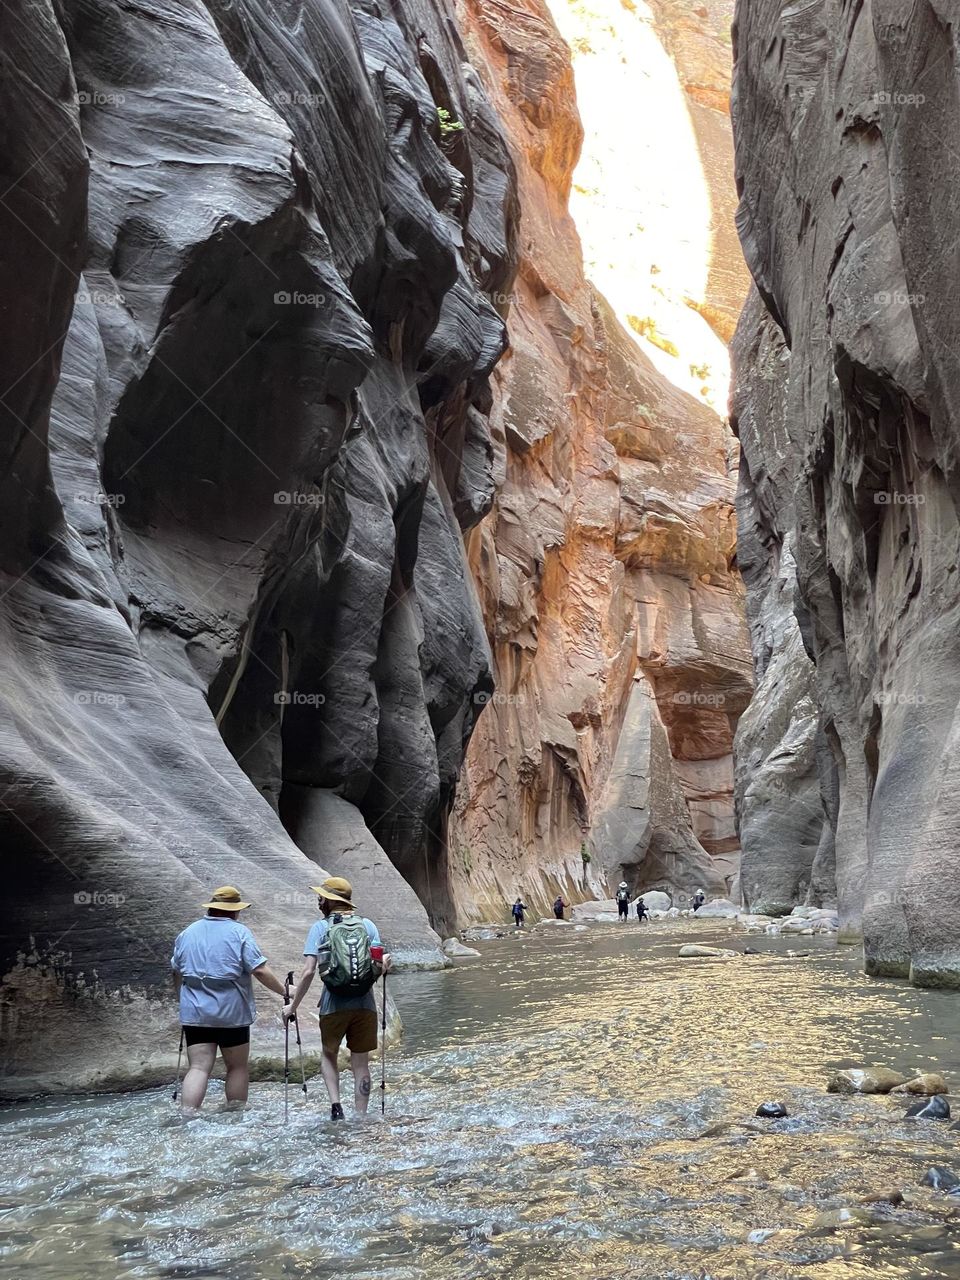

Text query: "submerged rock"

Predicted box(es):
[827, 1068, 907, 1095]
[461, 926, 507, 942]
[755, 1101, 788, 1119]
[443, 938, 481, 959]
[891, 1074, 949, 1096]
[809, 1206, 881, 1233]
[905, 1096, 951, 1121]
[678, 944, 738, 959]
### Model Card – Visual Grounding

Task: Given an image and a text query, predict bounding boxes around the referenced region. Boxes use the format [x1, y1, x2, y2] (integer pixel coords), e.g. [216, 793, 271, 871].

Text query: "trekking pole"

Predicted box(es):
[172, 1028, 185, 1102]
[283, 974, 291, 1122]
[380, 971, 388, 1116]
[287, 970, 308, 1098]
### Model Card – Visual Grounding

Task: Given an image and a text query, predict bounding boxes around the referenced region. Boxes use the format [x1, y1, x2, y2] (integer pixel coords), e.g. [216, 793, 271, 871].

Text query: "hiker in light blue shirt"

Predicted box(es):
[171, 885, 287, 1114]
[285, 876, 391, 1122]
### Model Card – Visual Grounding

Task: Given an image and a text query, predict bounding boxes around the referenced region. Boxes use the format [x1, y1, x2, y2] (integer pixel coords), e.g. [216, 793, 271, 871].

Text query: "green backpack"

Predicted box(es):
[322, 915, 378, 998]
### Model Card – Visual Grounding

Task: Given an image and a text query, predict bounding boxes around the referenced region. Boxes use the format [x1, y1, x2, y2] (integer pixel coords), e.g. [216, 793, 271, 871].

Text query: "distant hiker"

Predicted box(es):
[692, 888, 706, 913]
[512, 898, 528, 928]
[636, 896, 649, 923]
[171, 885, 288, 1114]
[616, 881, 630, 922]
[284, 877, 390, 1122]
[553, 895, 567, 920]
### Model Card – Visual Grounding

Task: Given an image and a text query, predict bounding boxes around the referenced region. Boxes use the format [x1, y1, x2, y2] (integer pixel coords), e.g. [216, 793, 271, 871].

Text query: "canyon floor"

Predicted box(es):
[4, 922, 960, 1279]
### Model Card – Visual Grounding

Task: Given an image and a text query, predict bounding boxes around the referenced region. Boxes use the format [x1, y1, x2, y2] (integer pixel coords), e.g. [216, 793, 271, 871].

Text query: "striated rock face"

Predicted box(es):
[448, 0, 752, 918]
[0, 0, 517, 1095]
[731, 0, 960, 982]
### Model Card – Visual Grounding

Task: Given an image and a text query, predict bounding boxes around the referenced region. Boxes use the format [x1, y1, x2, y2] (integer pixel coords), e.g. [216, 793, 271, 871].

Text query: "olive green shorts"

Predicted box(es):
[319, 1008, 378, 1054]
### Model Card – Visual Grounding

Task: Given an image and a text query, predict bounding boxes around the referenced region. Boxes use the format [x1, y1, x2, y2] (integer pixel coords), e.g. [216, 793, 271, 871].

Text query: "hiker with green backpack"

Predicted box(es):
[283, 876, 391, 1122]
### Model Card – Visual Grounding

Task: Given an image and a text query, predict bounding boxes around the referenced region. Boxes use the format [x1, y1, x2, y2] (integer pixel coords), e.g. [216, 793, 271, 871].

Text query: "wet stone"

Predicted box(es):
[923, 1167, 960, 1191]
[756, 1101, 788, 1119]
[905, 1095, 951, 1121]
[827, 1067, 907, 1095]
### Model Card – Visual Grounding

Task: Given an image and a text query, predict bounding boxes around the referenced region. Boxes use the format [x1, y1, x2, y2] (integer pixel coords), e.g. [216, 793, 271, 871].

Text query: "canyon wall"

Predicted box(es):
[1, 0, 750, 1095]
[731, 0, 960, 983]
[0, 0, 517, 1096]
[448, 0, 752, 919]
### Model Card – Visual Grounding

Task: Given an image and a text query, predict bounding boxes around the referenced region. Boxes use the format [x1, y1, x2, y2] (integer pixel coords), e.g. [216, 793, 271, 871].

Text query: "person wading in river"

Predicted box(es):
[616, 881, 630, 922]
[284, 877, 391, 1122]
[171, 885, 288, 1115]
[635, 895, 649, 924]
[512, 897, 528, 928]
[553, 895, 568, 920]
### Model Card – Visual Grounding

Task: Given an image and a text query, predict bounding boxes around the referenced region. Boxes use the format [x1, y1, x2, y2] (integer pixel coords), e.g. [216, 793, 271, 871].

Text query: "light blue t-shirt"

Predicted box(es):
[171, 916, 266, 1028]
[304, 915, 381, 1014]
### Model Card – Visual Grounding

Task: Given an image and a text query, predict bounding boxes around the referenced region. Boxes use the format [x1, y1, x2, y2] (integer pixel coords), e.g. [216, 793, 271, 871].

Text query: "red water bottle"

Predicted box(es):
[370, 945, 384, 965]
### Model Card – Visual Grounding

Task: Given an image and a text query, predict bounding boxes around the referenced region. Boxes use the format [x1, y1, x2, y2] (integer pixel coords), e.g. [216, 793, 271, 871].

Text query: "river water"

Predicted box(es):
[4, 921, 960, 1279]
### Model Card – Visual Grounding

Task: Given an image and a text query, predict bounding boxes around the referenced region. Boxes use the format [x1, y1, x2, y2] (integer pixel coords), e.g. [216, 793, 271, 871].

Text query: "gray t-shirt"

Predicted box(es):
[304, 915, 382, 1014]
[171, 916, 266, 1027]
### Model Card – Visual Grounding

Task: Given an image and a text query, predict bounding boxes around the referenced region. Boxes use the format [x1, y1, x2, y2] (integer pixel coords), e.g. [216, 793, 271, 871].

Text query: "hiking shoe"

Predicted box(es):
[330, 1103, 345, 1122]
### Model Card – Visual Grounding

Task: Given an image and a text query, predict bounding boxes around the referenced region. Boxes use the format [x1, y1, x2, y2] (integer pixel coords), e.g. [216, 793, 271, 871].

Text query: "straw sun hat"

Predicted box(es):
[310, 876, 355, 909]
[202, 885, 251, 912]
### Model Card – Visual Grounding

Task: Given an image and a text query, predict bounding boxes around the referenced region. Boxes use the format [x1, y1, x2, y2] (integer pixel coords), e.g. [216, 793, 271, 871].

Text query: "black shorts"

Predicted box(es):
[618, 902, 629, 917]
[183, 1025, 250, 1049]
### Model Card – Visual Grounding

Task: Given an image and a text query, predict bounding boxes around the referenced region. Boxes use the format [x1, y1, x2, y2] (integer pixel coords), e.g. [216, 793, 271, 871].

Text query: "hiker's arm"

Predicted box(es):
[251, 962, 286, 998]
[285, 955, 318, 1018]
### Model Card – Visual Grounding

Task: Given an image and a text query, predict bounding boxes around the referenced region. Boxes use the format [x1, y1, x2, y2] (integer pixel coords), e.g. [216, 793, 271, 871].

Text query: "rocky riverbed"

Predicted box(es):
[4, 924, 960, 1279]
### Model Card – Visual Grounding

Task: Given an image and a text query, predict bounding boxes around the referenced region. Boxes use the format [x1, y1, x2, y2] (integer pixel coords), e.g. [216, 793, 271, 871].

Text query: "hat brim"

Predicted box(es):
[203, 900, 251, 911]
[311, 885, 354, 908]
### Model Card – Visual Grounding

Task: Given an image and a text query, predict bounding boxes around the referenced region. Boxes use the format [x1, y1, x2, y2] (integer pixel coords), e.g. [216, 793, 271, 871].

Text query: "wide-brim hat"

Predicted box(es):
[311, 876, 354, 909]
[203, 885, 251, 911]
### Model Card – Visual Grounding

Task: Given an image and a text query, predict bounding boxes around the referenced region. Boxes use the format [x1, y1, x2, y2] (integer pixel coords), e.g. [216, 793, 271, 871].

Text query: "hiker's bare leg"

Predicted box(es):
[351, 1051, 371, 1114]
[221, 1041, 250, 1105]
[321, 1047, 341, 1104]
[181, 1042, 216, 1112]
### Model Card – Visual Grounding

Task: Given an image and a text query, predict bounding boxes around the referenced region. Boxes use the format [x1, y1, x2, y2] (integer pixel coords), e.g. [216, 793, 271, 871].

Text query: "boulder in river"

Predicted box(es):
[639, 891, 673, 913]
[923, 1167, 960, 1191]
[905, 1095, 951, 1121]
[694, 898, 741, 919]
[827, 1067, 907, 1095]
[571, 900, 620, 924]
[756, 1101, 788, 1119]
[443, 938, 481, 959]
[679, 944, 739, 958]
[891, 1074, 949, 1096]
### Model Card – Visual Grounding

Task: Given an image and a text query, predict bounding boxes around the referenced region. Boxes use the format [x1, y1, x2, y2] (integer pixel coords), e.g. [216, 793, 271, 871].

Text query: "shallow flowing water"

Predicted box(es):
[4, 921, 960, 1279]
